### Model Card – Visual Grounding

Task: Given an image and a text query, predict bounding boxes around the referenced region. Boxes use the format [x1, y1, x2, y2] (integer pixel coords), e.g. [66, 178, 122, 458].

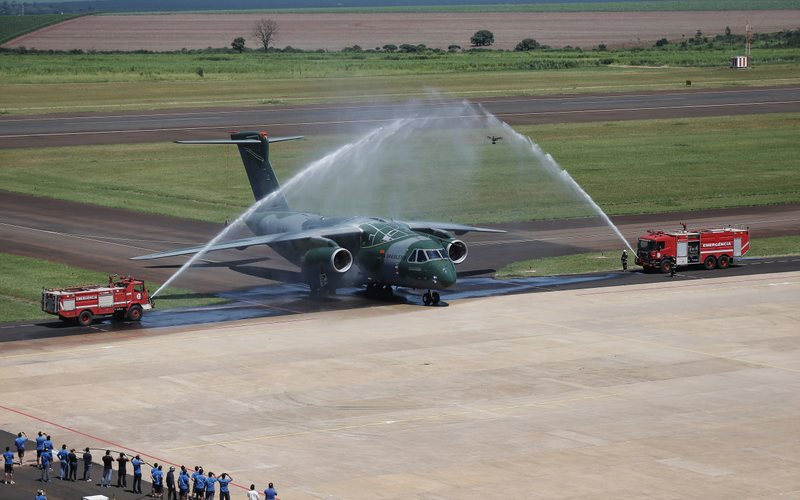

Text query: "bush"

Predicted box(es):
[515, 38, 540, 51]
[382, 44, 397, 52]
[471, 30, 494, 47]
[448, 44, 462, 52]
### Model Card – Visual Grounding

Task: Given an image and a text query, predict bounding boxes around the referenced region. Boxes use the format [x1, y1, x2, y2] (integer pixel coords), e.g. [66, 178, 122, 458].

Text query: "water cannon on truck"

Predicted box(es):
[635, 225, 749, 274]
[41, 275, 154, 326]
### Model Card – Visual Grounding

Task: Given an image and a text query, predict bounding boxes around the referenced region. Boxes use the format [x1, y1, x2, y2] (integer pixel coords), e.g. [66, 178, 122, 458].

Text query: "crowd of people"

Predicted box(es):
[4, 431, 281, 500]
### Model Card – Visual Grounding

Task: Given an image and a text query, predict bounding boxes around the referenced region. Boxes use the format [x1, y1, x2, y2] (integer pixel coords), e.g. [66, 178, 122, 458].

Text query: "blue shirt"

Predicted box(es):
[195, 474, 206, 489]
[43, 440, 54, 452]
[152, 469, 163, 486]
[57, 449, 68, 461]
[179, 472, 190, 490]
[41, 451, 52, 466]
[35, 436, 46, 451]
[15, 437, 26, 450]
[205, 476, 217, 492]
[264, 487, 277, 500]
[3, 450, 14, 465]
[132, 458, 142, 474]
[218, 478, 230, 493]
[36, 495, 47, 500]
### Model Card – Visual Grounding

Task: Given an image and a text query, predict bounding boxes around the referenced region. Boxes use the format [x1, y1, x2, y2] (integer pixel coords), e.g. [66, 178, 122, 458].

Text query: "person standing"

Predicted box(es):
[40, 448, 52, 483]
[217, 473, 232, 500]
[205, 472, 217, 500]
[167, 466, 177, 500]
[193, 467, 206, 500]
[621, 249, 628, 271]
[150, 463, 160, 498]
[56, 445, 68, 480]
[14, 432, 26, 465]
[82, 448, 92, 482]
[152, 464, 165, 500]
[131, 454, 144, 494]
[3, 446, 15, 485]
[670, 261, 677, 277]
[68, 449, 78, 481]
[100, 450, 113, 487]
[178, 466, 190, 500]
[247, 484, 260, 500]
[116, 452, 129, 488]
[43, 436, 54, 459]
[35, 433, 46, 467]
[263, 482, 277, 500]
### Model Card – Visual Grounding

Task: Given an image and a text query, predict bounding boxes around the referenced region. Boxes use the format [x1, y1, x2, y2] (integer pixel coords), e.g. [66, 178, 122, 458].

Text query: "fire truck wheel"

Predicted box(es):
[77, 310, 94, 327]
[126, 305, 143, 321]
[717, 255, 730, 269]
[659, 260, 672, 274]
[703, 256, 717, 270]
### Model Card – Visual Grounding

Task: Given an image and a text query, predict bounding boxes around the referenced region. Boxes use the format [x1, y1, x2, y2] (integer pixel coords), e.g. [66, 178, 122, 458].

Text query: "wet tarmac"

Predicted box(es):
[3, 256, 798, 343]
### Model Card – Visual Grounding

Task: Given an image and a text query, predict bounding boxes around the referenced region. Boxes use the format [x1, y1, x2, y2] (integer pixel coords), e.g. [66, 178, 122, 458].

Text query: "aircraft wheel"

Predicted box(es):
[77, 310, 94, 327]
[432, 292, 440, 305]
[423, 292, 432, 306]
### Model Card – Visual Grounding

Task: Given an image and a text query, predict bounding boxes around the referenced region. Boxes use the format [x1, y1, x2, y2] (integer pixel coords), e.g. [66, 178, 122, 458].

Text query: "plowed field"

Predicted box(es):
[4, 10, 797, 51]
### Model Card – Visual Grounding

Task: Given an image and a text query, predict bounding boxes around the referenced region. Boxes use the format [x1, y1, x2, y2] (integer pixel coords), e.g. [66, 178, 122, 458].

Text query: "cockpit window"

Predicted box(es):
[416, 250, 428, 262]
[425, 249, 444, 261]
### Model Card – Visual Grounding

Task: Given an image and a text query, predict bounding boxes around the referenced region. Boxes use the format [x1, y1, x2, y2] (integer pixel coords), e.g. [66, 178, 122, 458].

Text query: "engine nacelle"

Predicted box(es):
[301, 246, 353, 274]
[445, 239, 468, 264]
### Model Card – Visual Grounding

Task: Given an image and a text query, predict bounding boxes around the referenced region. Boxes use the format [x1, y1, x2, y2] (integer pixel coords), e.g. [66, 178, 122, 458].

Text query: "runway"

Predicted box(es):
[1, 271, 799, 498]
[1, 86, 798, 148]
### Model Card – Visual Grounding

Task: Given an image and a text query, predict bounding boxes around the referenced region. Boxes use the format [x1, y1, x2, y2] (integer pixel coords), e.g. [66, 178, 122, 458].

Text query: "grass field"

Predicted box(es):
[497, 235, 800, 277]
[0, 14, 82, 45]
[1, 113, 797, 223]
[0, 252, 225, 322]
[1, 55, 799, 114]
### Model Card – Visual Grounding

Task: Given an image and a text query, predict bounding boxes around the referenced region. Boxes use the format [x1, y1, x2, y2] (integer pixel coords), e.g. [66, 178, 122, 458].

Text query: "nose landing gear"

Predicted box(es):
[422, 290, 440, 306]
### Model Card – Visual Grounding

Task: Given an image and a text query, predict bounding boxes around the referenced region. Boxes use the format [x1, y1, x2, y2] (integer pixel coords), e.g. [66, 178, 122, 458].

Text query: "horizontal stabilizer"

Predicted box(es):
[175, 136, 304, 145]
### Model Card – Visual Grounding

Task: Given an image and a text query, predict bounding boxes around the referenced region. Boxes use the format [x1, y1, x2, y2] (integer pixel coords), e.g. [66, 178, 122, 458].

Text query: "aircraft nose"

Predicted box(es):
[436, 261, 457, 288]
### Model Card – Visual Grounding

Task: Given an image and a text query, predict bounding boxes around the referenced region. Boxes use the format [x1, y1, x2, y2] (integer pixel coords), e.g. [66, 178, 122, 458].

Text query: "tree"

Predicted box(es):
[655, 38, 669, 47]
[382, 44, 397, 52]
[470, 29, 494, 47]
[252, 19, 278, 53]
[514, 38, 540, 51]
[448, 44, 462, 52]
[231, 37, 246, 53]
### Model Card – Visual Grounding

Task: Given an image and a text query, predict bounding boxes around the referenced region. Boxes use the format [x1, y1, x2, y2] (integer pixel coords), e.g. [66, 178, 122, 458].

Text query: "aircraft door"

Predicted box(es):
[734, 237, 742, 257]
[676, 241, 688, 266]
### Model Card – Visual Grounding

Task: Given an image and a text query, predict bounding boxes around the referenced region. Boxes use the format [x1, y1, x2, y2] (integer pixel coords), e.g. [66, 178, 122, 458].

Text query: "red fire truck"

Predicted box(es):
[41, 275, 154, 326]
[635, 225, 750, 273]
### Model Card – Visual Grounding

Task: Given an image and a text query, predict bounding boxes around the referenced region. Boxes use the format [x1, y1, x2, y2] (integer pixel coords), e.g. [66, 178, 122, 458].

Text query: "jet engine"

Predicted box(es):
[445, 239, 468, 264]
[301, 246, 353, 274]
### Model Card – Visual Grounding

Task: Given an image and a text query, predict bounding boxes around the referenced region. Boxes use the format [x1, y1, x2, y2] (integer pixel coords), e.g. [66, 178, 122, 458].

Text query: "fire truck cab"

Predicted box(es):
[635, 226, 750, 273]
[42, 275, 153, 326]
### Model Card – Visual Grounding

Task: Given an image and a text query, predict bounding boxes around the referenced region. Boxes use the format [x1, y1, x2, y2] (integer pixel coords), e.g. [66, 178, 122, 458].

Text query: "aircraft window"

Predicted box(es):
[408, 250, 417, 263]
[426, 250, 443, 260]
[416, 250, 428, 262]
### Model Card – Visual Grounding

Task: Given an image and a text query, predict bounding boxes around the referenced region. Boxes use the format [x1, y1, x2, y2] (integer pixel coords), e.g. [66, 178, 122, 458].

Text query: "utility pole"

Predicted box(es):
[745, 21, 752, 65]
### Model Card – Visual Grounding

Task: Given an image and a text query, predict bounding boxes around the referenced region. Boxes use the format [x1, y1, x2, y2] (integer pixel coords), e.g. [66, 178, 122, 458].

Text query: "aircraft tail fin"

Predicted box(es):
[176, 131, 303, 210]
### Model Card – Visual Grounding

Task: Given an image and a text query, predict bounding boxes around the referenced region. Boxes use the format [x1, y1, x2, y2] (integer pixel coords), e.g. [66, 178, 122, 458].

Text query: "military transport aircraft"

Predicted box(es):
[132, 131, 503, 305]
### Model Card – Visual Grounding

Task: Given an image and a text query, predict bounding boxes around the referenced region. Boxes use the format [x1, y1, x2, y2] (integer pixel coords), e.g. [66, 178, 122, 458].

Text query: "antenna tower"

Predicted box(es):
[745, 21, 752, 63]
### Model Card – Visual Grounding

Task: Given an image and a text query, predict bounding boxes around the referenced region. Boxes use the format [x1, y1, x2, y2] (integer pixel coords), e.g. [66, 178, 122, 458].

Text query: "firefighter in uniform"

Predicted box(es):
[670, 260, 677, 277]
[621, 250, 628, 271]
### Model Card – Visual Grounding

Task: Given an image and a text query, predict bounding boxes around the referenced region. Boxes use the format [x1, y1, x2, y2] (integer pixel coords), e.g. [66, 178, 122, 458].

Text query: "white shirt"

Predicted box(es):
[247, 491, 260, 500]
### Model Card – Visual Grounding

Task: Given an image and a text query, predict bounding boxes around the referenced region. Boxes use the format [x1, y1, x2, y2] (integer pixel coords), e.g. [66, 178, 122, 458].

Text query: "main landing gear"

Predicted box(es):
[422, 290, 440, 306]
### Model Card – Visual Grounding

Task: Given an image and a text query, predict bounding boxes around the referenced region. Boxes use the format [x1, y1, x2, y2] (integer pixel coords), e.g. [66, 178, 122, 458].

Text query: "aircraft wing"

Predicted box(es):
[131, 226, 360, 261]
[401, 220, 506, 235]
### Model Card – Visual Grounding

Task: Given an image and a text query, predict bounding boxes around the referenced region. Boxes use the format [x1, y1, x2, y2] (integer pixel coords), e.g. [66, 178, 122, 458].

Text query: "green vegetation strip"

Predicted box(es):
[98, 0, 800, 14]
[0, 14, 82, 45]
[497, 235, 800, 277]
[1, 55, 799, 114]
[1, 113, 797, 223]
[0, 253, 225, 323]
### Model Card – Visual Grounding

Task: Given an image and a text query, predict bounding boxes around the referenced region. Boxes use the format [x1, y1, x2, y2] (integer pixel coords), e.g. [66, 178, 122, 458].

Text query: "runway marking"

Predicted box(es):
[0, 221, 159, 253]
[164, 392, 615, 452]
[2, 100, 799, 140]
